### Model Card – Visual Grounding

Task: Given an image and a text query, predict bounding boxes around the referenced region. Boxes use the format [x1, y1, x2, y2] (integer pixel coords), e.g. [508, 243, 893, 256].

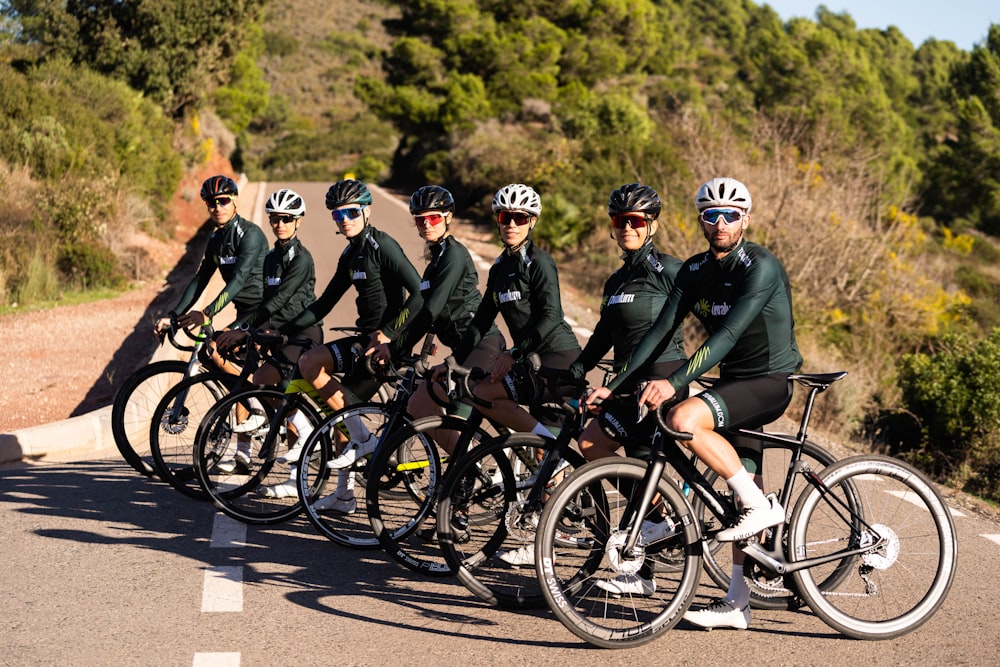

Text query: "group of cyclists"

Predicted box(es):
[153, 171, 803, 632]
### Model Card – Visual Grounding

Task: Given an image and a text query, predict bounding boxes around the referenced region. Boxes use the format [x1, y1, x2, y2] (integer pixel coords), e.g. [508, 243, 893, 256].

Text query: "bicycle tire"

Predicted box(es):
[535, 456, 702, 649]
[297, 403, 407, 549]
[111, 360, 190, 477]
[148, 372, 235, 500]
[366, 415, 496, 577]
[193, 387, 324, 524]
[788, 455, 957, 640]
[693, 438, 840, 610]
[437, 433, 587, 608]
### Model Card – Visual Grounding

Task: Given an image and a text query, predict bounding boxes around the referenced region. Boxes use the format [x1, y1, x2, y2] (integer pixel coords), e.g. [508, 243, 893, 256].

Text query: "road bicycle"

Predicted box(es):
[147, 330, 316, 500]
[110, 319, 217, 477]
[433, 363, 589, 608]
[292, 342, 437, 546]
[534, 371, 958, 648]
[432, 363, 831, 611]
[189, 328, 385, 523]
[364, 357, 516, 576]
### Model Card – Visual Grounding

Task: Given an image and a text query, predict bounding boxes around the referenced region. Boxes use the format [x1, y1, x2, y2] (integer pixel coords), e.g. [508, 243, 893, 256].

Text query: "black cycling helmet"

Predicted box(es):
[409, 185, 455, 214]
[200, 175, 239, 201]
[325, 179, 373, 209]
[608, 183, 661, 219]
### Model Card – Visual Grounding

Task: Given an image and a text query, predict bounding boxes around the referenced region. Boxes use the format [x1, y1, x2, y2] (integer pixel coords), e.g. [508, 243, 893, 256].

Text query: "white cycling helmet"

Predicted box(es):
[695, 177, 752, 212]
[492, 183, 542, 216]
[265, 188, 307, 217]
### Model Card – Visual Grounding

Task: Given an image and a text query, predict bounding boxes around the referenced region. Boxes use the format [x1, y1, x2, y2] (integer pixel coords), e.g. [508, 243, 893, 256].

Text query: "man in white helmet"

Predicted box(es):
[587, 177, 803, 629]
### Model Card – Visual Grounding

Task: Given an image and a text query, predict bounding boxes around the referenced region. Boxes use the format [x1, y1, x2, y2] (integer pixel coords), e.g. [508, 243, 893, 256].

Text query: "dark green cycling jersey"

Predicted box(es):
[237, 237, 317, 331]
[279, 225, 422, 338]
[453, 239, 578, 364]
[173, 213, 266, 319]
[573, 242, 686, 377]
[391, 235, 500, 355]
[609, 239, 802, 393]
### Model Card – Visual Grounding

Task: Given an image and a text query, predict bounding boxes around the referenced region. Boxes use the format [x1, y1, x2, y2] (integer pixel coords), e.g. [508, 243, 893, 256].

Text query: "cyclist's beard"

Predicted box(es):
[708, 227, 743, 255]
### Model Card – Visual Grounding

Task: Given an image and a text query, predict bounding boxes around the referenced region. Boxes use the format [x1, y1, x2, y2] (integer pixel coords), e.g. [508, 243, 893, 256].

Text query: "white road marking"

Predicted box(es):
[982, 534, 1000, 546]
[193, 653, 241, 667]
[210, 512, 247, 548]
[201, 566, 244, 612]
[885, 489, 965, 517]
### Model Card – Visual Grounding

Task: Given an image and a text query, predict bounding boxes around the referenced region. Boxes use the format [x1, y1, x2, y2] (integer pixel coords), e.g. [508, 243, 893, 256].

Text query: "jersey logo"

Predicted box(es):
[219, 255, 236, 265]
[607, 294, 636, 305]
[366, 235, 381, 251]
[646, 255, 664, 273]
[736, 245, 753, 268]
[353, 270, 367, 280]
[498, 289, 522, 304]
[420, 280, 431, 291]
[267, 276, 282, 286]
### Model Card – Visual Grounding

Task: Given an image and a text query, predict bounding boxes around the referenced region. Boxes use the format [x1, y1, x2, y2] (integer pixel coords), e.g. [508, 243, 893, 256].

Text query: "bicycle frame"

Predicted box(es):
[618, 372, 876, 579]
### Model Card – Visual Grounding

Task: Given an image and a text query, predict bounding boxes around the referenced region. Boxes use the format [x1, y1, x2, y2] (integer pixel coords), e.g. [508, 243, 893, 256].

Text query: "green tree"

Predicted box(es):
[3, 0, 267, 116]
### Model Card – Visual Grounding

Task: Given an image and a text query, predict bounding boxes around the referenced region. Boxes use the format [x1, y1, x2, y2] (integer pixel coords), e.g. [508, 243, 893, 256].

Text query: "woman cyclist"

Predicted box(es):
[369, 185, 505, 450]
[446, 183, 580, 440]
[214, 188, 321, 474]
[498, 183, 688, 568]
[271, 179, 423, 510]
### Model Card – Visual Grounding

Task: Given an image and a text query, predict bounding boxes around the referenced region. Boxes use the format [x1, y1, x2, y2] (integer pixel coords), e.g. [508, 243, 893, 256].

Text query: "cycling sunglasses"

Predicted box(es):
[268, 214, 297, 225]
[413, 212, 446, 226]
[699, 207, 746, 225]
[610, 212, 649, 229]
[330, 206, 365, 223]
[497, 210, 533, 226]
[206, 196, 234, 209]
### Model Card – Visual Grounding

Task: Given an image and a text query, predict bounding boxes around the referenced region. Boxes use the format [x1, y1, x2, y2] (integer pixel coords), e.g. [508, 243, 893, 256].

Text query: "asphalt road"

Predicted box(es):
[2, 182, 998, 666]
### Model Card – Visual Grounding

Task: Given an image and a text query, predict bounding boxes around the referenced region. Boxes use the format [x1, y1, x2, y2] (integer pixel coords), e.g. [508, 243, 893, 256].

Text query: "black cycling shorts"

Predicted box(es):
[695, 373, 793, 471]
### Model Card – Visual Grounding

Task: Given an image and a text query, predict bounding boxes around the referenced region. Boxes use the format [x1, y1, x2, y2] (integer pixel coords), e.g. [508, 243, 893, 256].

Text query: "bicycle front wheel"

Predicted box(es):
[111, 360, 189, 477]
[149, 371, 234, 499]
[437, 433, 585, 608]
[788, 455, 958, 640]
[366, 415, 493, 577]
[535, 457, 702, 649]
[298, 403, 404, 549]
[194, 388, 321, 524]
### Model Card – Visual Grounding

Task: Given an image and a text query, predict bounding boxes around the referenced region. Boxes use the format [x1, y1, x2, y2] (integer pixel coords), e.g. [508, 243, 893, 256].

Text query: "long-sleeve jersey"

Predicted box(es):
[173, 214, 266, 318]
[609, 239, 802, 393]
[279, 225, 422, 338]
[390, 235, 500, 355]
[452, 239, 578, 364]
[237, 237, 317, 331]
[574, 242, 686, 376]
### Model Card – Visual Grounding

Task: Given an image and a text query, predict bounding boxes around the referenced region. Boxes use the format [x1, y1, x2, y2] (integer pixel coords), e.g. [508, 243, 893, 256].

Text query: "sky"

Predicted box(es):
[761, 1, 997, 51]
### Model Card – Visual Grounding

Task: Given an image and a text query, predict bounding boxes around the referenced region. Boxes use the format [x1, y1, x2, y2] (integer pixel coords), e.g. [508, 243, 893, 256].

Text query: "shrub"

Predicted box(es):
[897, 329, 1000, 501]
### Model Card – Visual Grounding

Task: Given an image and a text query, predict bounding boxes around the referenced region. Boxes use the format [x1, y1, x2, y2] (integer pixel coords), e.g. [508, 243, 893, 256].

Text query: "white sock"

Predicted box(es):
[726, 467, 768, 509]
[726, 564, 750, 608]
[288, 410, 313, 444]
[530, 422, 555, 439]
[335, 469, 356, 497]
[343, 414, 372, 443]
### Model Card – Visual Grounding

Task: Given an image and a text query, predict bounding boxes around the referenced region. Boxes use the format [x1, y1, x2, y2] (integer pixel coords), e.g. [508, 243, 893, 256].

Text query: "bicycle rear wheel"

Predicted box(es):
[788, 455, 957, 640]
[297, 403, 403, 549]
[111, 360, 190, 477]
[437, 433, 586, 608]
[535, 457, 702, 649]
[194, 388, 321, 524]
[149, 372, 234, 499]
[366, 415, 493, 577]
[694, 438, 840, 610]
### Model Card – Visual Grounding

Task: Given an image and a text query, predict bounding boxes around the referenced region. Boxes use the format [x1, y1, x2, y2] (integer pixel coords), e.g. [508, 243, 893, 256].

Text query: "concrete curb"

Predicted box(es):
[0, 176, 258, 465]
